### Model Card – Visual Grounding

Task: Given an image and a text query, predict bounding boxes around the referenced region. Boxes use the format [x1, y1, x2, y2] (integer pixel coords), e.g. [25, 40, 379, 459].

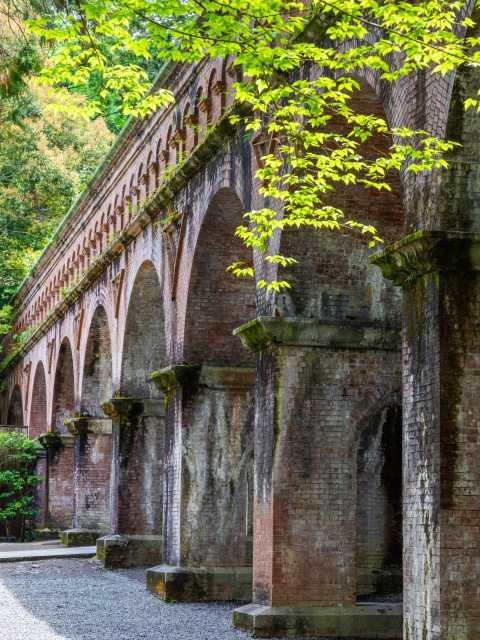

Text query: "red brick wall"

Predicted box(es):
[48, 442, 74, 529]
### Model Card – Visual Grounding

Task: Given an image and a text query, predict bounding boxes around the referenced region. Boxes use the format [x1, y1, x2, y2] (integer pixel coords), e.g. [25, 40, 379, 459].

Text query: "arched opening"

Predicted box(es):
[52, 338, 75, 432]
[356, 400, 402, 600]
[121, 262, 166, 398]
[7, 386, 23, 426]
[184, 188, 256, 366]
[116, 261, 166, 537]
[177, 187, 255, 572]
[81, 306, 112, 416]
[75, 305, 113, 533]
[48, 338, 75, 530]
[29, 362, 47, 437]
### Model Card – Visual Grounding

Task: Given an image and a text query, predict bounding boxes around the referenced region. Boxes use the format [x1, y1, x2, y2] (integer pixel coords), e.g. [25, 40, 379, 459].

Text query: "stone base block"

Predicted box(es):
[60, 528, 107, 547]
[233, 603, 402, 638]
[147, 565, 252, 602]
[34, 528, 60, 541]
[96, 534, 162, 569]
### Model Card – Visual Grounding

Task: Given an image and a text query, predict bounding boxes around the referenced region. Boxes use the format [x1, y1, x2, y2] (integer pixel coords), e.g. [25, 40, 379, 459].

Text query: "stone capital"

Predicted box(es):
[150, 364, 201, 396]
[371, 230, 480, 287]
[234, 317, 400, 353]
[101, 397, 144, 422]
[65, 416, 112, 436]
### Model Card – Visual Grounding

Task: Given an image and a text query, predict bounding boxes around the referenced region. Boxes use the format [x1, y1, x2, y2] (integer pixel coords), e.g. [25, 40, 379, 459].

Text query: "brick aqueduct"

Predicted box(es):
[1, 36, 480, 640]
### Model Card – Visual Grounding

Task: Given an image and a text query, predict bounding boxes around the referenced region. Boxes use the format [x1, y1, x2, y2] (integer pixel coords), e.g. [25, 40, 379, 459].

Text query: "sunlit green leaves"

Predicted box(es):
[12, 0, 480, 289]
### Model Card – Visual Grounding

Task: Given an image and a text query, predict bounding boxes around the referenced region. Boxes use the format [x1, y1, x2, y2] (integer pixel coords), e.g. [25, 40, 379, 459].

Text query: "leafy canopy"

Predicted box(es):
[20, 0, 480, 288]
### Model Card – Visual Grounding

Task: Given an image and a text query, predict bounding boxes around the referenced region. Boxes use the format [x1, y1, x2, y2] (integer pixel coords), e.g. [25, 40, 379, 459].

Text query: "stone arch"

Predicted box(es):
[29, 361, 47, 437]
[355, 393, 402, 598]
[81, 305, 113, 416]
[184, 187, 256, 366]
[52, 337, 75, 432]
[120, 260, 166, 397]
[7, 385, 23, 426]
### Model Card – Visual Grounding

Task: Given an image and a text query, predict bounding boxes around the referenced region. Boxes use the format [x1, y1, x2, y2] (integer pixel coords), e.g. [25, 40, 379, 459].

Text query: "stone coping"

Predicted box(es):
[234, 317, 400, 352]
[371, 230, 480, 287]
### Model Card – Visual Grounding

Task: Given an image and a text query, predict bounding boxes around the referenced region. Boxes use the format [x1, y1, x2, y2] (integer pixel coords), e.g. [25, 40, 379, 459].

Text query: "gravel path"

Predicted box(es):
[0, 558, 253, 640]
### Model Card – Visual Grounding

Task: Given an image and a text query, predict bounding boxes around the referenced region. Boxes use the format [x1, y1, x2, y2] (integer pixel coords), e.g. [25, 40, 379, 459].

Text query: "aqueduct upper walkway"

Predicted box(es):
[2, 40, 480, 640]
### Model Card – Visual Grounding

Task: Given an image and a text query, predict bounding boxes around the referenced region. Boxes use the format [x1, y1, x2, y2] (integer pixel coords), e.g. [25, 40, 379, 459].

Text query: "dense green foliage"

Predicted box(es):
[0, 84, 113, 308]
[0, 431, 41, 540]
[24, 0, 479, 289]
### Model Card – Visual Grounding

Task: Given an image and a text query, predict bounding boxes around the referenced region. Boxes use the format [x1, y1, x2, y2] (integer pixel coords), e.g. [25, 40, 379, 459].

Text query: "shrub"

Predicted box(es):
[0, 432, 41, 540]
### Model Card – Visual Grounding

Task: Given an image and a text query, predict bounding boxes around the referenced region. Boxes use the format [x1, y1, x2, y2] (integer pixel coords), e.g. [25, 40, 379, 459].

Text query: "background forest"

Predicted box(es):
[0, 4, 162, 319]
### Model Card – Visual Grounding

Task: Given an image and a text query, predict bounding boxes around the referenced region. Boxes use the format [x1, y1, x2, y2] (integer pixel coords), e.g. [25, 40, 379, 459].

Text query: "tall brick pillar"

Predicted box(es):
[60, 416, 112, 547]
[96, 397, 165, 568]
[38, 431, 74, 532]
[232, 317, 402, 638]
[374, 232, 480, 640]
[146, 364, 255, 602]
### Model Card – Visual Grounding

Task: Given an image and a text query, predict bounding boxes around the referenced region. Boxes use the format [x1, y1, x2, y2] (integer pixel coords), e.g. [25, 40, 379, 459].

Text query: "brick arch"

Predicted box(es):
[120, 260, 166, 398]
[81, 305, 113, 416]
[52, 337, 75, 433]
[183, 187, 256, 366]
[29, 361, 47, 437]
[276, 79, 404, 324]
[7, 385, 23, 426]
